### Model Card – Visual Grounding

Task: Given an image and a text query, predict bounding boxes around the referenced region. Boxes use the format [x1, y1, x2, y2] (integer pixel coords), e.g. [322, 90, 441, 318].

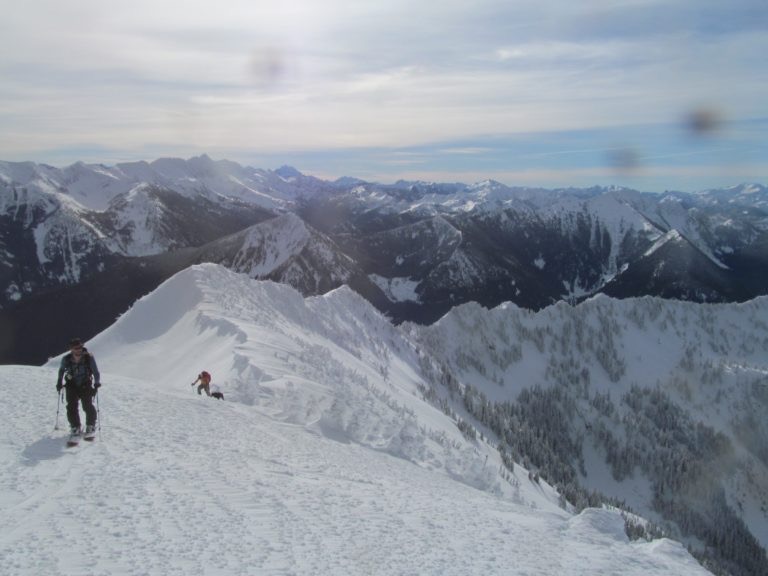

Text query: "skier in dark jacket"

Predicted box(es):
[56, 338, 101, 439]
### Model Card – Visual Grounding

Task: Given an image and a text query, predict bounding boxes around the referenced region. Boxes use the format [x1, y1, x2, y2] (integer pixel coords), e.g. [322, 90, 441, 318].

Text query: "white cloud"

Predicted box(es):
[0, 0, 765, 193]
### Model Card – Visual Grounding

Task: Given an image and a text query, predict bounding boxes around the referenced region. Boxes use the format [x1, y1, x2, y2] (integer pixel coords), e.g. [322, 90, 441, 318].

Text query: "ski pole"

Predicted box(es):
[54, 390, 62, 430]
[96, 390, 102, 440]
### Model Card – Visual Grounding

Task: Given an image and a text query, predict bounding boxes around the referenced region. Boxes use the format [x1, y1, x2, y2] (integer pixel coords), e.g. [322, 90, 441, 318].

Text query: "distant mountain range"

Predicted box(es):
[1, 155, 766, 364]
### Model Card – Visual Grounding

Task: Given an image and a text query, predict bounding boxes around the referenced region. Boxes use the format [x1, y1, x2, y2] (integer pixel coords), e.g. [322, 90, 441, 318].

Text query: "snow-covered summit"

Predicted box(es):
[0, 263, 711, 575]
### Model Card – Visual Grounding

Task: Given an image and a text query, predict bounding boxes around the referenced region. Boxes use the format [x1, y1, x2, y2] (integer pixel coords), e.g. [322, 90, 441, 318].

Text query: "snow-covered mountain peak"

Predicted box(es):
[118, 181, 152, 201]
[469, 178, 507, 192]
[274, 164, 304, 180]
[149, 156, 195, 180]
[227, 213, 312, 277]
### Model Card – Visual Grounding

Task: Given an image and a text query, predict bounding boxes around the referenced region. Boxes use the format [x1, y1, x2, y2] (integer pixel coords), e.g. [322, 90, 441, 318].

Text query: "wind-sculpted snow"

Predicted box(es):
[88, 264, 508, 496]
[1, 264, 713, 575]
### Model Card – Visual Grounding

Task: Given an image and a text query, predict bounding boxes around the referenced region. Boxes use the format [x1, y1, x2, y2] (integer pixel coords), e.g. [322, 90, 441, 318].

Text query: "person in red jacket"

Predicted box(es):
[191, 371, 212, 396]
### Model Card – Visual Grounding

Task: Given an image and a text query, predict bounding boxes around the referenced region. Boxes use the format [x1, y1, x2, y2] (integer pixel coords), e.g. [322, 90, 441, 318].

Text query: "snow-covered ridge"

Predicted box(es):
[86, 263, 768, 567]
[414, 292, 768, 568]
[88, 263, 507, 494]
[421, 293, 768, 403]
[1, 262, 712, 575]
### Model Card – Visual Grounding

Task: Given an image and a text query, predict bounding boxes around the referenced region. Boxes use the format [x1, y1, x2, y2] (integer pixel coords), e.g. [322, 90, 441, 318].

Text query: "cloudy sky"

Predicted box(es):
[1, 0, 766, 191]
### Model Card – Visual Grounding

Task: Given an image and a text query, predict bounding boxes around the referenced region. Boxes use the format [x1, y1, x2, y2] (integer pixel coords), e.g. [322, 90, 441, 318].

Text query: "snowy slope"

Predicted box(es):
[413, 294, 768, 570]
[0, 264, 709, 576]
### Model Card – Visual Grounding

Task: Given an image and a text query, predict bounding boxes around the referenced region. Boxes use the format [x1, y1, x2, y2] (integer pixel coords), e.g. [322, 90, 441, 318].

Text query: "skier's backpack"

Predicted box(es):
[200, 370, 211, 383]
[64, 348, 94, 386]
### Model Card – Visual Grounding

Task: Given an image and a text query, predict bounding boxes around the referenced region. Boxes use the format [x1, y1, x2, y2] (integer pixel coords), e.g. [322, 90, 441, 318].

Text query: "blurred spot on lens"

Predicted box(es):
[686, 106, 722, 136]
[607, 147, 641, 174]
[249, 46, 286, 87]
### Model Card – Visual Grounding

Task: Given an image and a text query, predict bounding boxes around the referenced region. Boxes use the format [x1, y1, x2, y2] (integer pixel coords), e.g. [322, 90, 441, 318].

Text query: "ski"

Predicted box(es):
[66, 435, 95, 446]
[66, 428, 83, 447]
[83, 426, 97, 442]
